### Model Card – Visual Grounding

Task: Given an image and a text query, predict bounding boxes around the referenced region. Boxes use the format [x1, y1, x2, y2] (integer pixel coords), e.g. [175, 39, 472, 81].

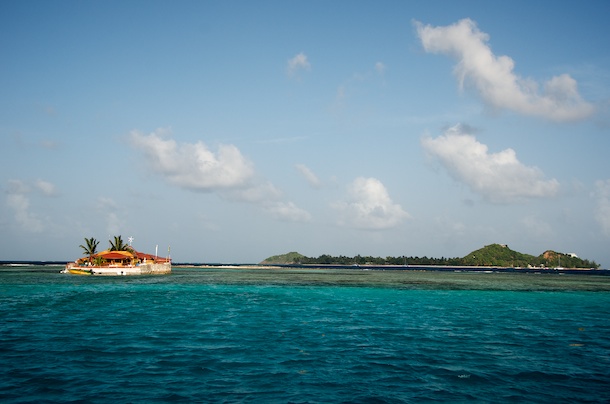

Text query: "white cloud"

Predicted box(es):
[129, 128, 255, 192]
[287, 52, 311, 77]
[594, 179, 610, 236]
[225, 181, 311, 222]
[332, 177, 410, 230]
[6, 180, 43, 233]
[264, 201, 312, 222]
[375, 62, 386, 75]
[415, 18, 595, 121]
[221, 181, 282, 204]
[295, 164, 321, 188]
[35, 179, 57, 196]
[421, 125, 560, 203]
[129, 129, 311, 223]
[96, 196, 118, 210]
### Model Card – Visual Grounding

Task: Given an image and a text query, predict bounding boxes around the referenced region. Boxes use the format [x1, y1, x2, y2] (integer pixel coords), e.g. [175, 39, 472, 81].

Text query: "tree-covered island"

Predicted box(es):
[261, 244, 600, 269]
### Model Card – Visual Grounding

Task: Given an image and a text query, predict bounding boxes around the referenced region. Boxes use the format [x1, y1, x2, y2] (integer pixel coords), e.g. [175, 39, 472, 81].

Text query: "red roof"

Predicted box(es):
[99, 252, 131, 260]
[86, 248, 169, 263]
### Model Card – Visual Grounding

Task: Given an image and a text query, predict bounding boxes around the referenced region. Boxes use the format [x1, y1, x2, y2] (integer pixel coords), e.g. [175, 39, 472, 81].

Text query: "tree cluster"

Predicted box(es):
[79, 235, 134, 259]
[264, 244, 600, 269]
[298, 254, 463, 266]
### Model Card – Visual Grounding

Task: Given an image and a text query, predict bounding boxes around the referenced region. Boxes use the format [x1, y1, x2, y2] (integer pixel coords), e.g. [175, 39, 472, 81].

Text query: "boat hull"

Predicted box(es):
[67, 268, 93, 275]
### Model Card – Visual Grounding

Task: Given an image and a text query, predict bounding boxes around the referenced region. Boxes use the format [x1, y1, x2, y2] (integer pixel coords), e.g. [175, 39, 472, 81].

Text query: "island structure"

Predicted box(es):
[64, 236, 171, 276]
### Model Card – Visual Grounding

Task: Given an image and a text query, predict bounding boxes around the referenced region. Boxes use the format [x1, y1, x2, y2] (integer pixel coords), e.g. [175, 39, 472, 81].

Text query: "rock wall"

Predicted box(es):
[139, 262, 172, 275]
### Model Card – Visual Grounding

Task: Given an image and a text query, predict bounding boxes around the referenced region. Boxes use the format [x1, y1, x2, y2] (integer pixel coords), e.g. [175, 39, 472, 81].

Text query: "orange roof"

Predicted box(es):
[95, 250, 134, 259]
[81, 248, 169, 262]
[98, 252, 132, 260]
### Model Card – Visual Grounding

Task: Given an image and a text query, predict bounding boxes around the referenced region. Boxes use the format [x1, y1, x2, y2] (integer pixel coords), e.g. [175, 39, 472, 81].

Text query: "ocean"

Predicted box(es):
[1, 266, 610, 403]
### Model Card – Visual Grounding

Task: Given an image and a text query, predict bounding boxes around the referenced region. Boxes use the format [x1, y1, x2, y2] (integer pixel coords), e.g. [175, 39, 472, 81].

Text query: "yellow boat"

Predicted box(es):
[67, 267, 93, 275]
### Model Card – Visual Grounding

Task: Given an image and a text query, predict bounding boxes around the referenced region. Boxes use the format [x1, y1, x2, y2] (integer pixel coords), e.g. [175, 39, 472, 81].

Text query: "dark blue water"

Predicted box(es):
[2, 267, 610, 402]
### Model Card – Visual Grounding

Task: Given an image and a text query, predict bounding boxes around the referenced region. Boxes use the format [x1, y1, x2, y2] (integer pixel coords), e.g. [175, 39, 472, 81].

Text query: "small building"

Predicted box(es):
[68, 247, 171, 275]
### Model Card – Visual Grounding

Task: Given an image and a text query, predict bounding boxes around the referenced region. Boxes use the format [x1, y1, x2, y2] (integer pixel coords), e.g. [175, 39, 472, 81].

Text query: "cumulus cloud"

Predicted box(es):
[6, 180, 43, 233]
[421, 125, 560, 203]
[287, 52, 311, 77]
[225, 181, 311, 222]
[333, 177, 410, 230]
[129, 129, 255, 192]
[129, 129, 311, 222]
[220, 180, 282, 204]
[264, 201, 312, 222]
[594, 179, 610, 236]
[415, 18, 595, 121]
[35, 179, 58, 196]
[295, 164, 321, 188]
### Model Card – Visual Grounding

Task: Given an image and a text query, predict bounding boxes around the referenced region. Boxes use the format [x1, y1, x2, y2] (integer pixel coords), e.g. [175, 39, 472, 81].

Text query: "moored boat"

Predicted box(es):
[66, 267, 93, 275]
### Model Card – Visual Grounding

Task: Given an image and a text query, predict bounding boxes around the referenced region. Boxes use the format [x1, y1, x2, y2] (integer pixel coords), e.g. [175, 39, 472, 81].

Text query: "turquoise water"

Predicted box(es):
[1, 267, 610, 402]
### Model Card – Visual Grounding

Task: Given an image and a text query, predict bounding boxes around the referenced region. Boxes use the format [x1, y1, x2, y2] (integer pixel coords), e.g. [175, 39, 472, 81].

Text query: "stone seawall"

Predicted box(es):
[138, 263, 172, 275]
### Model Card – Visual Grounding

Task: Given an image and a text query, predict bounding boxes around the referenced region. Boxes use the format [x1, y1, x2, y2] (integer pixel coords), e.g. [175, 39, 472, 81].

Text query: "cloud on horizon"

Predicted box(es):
[415, 18, 595, 122]
[421, 125, 560, 203]
[5, 179, 44, 233]
[332, 177, 410, 230]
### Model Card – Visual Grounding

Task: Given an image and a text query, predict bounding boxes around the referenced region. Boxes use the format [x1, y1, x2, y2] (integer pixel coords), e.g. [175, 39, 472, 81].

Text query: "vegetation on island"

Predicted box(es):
[79, 237, 100, 263]
[261, 252, 307, 265]
[108, 235, 133, 252]
[77, 235, 135, 264]
[260, 244, 600, 269]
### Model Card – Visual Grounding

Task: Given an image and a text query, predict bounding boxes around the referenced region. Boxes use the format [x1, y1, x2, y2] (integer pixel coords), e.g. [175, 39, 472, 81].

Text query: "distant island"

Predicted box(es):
[260, 244, 600, 269]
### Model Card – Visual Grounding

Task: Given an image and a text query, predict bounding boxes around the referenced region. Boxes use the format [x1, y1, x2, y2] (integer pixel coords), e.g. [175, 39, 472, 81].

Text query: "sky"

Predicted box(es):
[2, 1, 610, 266]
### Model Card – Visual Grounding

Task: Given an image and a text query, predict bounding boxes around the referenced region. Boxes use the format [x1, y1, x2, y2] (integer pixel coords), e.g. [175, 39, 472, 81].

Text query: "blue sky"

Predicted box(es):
[2, 1, 610, 266]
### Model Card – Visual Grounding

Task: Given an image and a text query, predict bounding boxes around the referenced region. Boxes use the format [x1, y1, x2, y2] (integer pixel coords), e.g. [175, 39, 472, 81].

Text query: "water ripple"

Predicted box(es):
[1, 268, 610, 402]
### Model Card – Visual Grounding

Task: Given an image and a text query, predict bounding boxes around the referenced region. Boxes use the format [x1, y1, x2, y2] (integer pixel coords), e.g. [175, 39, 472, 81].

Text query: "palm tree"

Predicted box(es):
[109, 235, 132, 252]
[79, 237, 99, 263]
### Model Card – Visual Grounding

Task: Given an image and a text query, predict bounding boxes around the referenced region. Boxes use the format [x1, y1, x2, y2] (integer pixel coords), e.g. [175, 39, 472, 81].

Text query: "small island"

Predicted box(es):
[64, 236, 171, 276]
[260, 244, 600, 269]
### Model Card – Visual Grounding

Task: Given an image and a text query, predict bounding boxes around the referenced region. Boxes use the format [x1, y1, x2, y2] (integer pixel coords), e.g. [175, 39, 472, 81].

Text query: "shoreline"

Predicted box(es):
[173, 263, 608, 274]
[1, 262, 607, 275]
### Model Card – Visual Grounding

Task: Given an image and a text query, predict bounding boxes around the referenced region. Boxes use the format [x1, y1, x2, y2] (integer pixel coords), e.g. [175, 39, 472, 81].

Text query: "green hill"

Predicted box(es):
[463, 244, 599, 268]
[259, 251, 306, 265]
[462, 244, 536, 267]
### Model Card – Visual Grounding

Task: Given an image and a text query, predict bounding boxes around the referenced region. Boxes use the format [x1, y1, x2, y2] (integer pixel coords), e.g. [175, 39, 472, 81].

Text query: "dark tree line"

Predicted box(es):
[299, 254, 464, 266]
[297, 252, 599, 268]
[263, 245, 600, 269]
